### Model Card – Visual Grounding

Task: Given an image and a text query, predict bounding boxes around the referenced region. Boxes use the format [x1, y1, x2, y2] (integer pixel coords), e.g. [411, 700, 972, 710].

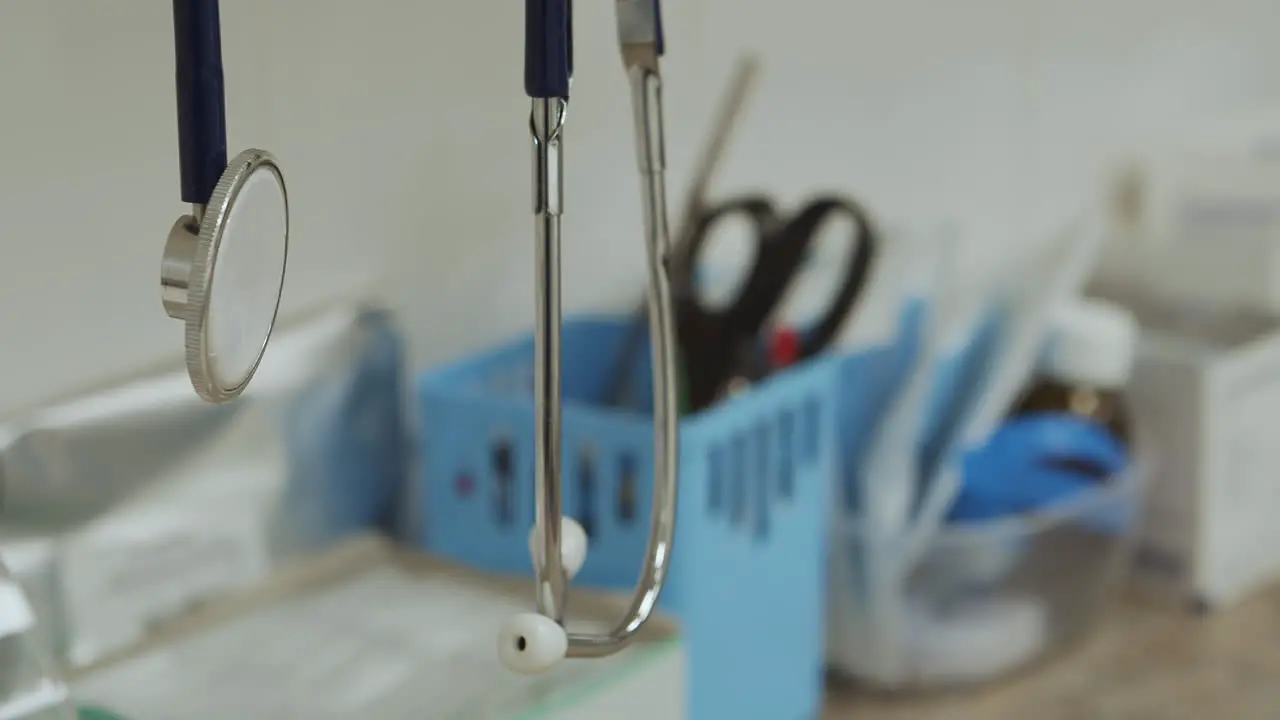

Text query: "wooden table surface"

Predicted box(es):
[823, 585, 1280, 719]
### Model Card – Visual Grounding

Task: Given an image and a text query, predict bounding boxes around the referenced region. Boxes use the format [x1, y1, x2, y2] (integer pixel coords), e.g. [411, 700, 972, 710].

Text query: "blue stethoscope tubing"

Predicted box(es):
[525, 0, 572, 99]
[172, 0, 227, 206]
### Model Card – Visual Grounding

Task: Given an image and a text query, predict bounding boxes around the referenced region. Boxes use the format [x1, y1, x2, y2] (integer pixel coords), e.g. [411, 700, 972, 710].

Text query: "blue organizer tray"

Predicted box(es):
[413, 315, 845, 720]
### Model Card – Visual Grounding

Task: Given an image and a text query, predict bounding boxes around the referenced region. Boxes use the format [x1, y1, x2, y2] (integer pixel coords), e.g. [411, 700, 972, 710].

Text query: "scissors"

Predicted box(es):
[672, 192, 880, 413]
[606, 58, 879, 414]
[606, 56, 759, 412]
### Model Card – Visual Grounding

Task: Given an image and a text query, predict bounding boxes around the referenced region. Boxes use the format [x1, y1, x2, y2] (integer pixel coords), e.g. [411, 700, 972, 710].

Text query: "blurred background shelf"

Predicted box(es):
[825, 582, 1280, 719]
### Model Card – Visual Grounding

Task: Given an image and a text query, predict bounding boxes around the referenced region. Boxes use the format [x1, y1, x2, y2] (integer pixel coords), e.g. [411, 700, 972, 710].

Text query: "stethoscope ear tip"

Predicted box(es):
[504, 517, 590, 673]
[499, 613, 568, 674]
[529, 517, 589, 580]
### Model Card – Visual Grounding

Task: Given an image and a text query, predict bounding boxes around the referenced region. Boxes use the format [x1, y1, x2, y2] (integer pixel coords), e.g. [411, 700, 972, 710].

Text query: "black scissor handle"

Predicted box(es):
[682, 194, 879, 355]
[775, 195, 879, 359]
[676, 196, 778, 330]
[671, 195, 778, 414]
[673, 193, 880, 414]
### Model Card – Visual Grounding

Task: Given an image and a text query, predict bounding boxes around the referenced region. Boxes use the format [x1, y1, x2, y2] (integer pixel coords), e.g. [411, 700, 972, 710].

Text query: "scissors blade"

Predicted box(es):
[675, 56, 759, 250]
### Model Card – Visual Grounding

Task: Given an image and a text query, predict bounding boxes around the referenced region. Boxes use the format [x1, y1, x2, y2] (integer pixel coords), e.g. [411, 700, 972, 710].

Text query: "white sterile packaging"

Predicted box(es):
[1099, 111, 1280, 314]
[71, 537, 686, 720]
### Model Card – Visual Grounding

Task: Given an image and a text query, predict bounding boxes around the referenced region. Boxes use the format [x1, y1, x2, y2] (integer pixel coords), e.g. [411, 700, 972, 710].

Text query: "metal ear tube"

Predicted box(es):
[499, 0, 679, 674]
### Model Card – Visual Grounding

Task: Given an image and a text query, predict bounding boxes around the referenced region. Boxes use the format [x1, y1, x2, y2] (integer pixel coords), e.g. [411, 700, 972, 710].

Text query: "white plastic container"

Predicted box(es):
[827, 464, 1142, 690]
[1092, 282, 1280, 610]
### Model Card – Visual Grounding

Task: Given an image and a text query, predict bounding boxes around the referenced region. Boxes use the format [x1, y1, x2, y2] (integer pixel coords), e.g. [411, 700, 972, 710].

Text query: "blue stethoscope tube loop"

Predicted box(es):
[172, 0, 228, 205]
[524, 0, 572, 98]
[652, 0, 665, 56]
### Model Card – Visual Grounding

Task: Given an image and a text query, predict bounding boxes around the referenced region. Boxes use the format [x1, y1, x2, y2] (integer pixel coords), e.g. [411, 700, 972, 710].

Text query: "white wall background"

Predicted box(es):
[0, 0, 1277, 416]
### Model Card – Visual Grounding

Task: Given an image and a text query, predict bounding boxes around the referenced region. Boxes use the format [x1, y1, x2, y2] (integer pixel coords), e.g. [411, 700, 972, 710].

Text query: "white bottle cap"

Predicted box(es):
[1042, 297, 1139, 389]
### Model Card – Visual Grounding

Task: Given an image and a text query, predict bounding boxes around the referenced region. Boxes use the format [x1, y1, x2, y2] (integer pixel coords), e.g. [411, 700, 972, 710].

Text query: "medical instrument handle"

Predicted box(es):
[172, 0, 228, 206]
[525, 0, 572, 98]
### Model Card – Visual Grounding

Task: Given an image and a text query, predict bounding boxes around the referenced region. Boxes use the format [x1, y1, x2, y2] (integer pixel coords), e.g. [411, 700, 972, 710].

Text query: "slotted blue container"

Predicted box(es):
[411, 315, 842, 720]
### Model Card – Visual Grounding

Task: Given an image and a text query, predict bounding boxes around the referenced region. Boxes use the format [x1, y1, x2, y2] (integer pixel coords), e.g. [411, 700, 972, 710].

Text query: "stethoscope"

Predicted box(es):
[0, 8, 279, 711]
[498, 0, 681, 674]
[154, 0, 673, 675]
[159, 0, 289, 405]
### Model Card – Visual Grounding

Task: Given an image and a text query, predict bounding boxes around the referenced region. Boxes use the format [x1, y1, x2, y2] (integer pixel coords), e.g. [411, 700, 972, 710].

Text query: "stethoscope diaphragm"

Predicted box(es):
[162, 0, 288, 403]
[161, 148, 288, 403]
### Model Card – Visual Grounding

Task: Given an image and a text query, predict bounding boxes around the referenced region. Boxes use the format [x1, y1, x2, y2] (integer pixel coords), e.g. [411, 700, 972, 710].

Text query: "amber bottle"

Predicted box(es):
[1012, 296, 1139, 471]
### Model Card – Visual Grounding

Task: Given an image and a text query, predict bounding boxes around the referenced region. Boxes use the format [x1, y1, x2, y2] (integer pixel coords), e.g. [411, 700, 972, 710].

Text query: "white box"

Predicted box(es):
[70, 537, 686, 719]
[1095, 283, 1280, 610]
[1098, 111, 1280, 315]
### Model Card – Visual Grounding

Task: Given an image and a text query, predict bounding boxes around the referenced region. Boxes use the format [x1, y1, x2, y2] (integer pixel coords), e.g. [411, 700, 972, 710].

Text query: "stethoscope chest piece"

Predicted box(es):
[161, 148, 288, 403]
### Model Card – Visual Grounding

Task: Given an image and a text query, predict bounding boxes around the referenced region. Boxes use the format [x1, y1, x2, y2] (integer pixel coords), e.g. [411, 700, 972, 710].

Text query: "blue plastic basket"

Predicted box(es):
[412, 315, 841, 720]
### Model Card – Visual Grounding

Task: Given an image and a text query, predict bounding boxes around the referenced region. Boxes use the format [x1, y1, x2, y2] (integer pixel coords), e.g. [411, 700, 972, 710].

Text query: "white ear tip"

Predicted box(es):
[528, 518, 590, 580]
[498, 613, 567, 675]
[560, 518, 588, 577]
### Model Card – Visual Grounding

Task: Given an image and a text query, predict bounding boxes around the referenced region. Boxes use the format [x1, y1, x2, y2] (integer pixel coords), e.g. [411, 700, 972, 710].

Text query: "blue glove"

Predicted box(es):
[949, 414, 1132, 533]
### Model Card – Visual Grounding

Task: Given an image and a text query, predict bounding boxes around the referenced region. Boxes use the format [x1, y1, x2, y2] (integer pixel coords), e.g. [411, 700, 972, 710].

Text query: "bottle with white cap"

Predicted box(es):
[1012, 296, 1140, 449]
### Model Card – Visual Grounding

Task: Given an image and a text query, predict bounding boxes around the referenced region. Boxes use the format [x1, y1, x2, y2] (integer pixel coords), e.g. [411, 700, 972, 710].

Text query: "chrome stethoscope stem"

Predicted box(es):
[528, 63, 678, 661]
[530, 96, 569, 625]
[576, 60, 679, 655]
